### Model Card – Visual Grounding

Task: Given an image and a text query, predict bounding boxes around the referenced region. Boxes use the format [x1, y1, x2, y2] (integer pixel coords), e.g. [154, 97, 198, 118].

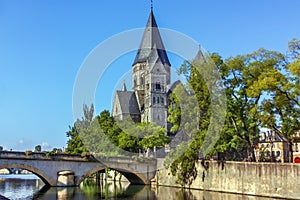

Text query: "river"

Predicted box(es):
[0, 174, 275, 200]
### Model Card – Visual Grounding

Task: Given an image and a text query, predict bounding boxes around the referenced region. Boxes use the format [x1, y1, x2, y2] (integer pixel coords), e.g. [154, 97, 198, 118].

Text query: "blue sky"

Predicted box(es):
[0, 0, 299, 151]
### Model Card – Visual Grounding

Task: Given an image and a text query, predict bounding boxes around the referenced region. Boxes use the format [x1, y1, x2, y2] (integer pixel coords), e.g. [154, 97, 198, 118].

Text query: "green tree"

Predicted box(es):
[34, 145, 41, 152]
[257, 40, 300, 162]
[117, 118, 169, 155]
[165, 53, 225, 186]
[65, 104, 94, 154]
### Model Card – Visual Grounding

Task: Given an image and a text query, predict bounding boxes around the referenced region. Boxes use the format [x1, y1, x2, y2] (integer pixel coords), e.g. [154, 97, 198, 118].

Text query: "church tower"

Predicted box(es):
[132, 9, 171, 128]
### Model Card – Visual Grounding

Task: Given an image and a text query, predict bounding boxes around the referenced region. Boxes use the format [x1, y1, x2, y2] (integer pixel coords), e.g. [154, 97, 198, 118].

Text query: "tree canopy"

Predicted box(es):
[165, 39, 300, 186]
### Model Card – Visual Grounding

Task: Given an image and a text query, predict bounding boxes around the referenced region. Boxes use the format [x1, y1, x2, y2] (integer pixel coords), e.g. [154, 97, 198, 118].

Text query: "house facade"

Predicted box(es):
[254, 130, 289, 163]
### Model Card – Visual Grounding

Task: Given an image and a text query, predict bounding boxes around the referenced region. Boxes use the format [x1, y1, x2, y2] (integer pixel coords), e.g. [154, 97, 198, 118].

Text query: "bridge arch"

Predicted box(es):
[79, 166, 149, 185]
[0, 163, 53, 186]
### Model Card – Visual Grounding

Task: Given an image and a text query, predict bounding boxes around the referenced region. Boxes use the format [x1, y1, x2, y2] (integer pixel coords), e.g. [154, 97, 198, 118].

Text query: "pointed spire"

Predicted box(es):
[195, 44, 204, 62]
[122, 82, 127, 92]
[151, 0, 153, 11]
[132, 10, 171, 66]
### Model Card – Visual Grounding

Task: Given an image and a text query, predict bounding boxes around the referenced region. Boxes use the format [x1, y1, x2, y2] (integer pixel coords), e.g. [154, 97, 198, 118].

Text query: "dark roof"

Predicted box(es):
[167, 80, 184, 95]
[116, 91, 140, 115]
[195, 47, 204, 62]
[133, 10, 171, 66]
[259, 131, 288, 143]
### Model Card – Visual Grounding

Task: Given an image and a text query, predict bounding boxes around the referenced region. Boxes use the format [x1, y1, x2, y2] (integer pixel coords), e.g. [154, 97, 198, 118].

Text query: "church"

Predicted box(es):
[112, 9, 179, 130]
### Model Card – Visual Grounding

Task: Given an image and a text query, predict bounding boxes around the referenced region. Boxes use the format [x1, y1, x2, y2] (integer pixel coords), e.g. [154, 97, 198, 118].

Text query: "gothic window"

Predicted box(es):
[153, 97, 156, 104]
[140, 74, 144, 85]
[157, 115, 160, 120]
[157, 97, 160, 104]
[134, 76, 137, 87]
[161, 97, 164, 105]
[156, 81, 161, 91]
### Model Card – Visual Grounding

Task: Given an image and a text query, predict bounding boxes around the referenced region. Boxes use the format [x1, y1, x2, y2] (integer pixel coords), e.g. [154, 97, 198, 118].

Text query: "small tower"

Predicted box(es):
[132, 10, 171, 128]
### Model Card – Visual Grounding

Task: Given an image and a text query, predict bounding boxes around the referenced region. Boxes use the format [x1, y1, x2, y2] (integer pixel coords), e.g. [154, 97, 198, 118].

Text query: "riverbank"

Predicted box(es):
[155, 159, 300, 199]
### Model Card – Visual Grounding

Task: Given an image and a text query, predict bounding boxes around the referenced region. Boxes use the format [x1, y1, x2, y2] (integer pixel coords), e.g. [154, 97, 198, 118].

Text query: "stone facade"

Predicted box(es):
[155, 159, 300, 199]
[112, 10, 171, 129]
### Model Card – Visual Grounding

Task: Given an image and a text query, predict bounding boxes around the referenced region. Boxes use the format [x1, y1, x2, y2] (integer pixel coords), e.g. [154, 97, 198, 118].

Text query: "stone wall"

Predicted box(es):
[155, 159, 300, 199]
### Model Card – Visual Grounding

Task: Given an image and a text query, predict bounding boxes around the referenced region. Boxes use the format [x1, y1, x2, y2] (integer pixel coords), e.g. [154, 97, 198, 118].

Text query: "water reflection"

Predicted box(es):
[0, 174, 44, 199]
[0, 175, 277, 200]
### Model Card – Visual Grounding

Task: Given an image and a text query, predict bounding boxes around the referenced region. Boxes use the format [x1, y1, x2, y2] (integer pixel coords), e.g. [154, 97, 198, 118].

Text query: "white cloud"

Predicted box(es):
[41, 142, 52, 150]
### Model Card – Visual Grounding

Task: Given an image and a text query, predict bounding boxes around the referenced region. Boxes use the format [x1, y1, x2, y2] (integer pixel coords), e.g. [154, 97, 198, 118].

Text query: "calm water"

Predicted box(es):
[0, 174, 276, 200]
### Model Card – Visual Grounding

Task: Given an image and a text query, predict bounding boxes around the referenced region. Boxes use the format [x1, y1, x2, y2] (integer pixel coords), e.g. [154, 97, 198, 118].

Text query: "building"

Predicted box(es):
[254, 130, 289, 163]
[112, 9, 172, 129]
[292, 130, 300, 163]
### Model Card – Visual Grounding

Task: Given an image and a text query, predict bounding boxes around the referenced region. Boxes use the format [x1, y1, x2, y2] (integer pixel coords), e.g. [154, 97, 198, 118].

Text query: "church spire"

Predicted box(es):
[122, 82, 127, 92]
[132, 10, 171, 66]
[195, 44, 204, 61]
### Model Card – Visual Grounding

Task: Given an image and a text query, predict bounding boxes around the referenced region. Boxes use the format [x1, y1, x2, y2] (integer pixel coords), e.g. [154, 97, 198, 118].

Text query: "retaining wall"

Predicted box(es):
[155, 159, 300, 199]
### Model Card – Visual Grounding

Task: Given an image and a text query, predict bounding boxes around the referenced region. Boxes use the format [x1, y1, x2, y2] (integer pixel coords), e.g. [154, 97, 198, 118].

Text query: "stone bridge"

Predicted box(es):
[0, 151, 157, 186]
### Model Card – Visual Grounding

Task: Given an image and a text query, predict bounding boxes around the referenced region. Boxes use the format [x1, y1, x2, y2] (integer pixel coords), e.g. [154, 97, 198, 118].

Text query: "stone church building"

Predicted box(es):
[112, 9, 178, 129]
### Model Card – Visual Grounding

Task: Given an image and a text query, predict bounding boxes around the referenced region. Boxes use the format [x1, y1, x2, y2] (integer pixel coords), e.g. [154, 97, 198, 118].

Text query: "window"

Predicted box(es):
[296, 143, 299, 152]
[156, 81, 161, 91]
[134, 77, 137, 87]
[276, 151, 281, 156]
[153, 97, 156, 104]
[140, 74, 144, 85]
[161, 97, 164, 105]
[157, 97, 160, 104]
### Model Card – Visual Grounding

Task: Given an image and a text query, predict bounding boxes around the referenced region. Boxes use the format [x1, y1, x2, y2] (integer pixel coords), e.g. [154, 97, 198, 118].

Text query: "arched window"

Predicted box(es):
[155, 81, 161, 91]
[157, 97, 160, 104]
[161, 97, 164, 105]
[153, 97, 156, 104]
[140, 74, 144, 85]
[134, 76, 137, 87]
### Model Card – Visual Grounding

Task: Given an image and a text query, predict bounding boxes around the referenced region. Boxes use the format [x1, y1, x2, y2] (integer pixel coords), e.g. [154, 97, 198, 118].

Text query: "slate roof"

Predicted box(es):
[133, 10, 171, 66]
[116, 91, 140, 115]
[259, 131, 288, 143]
[167, 80, 184, 95]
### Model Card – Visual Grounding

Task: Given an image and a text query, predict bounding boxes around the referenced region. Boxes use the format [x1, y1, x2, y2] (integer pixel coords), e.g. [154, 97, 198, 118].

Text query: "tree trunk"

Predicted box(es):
[246, 146, 255, 162]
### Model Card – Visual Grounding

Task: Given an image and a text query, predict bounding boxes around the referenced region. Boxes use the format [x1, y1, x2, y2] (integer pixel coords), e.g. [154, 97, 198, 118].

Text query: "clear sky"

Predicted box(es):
[0, 0, 299, 151]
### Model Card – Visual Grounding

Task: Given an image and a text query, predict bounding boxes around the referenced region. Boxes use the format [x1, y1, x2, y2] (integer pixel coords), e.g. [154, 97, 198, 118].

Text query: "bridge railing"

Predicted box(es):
[0, 151, 157, 165]
[99, 156, 156, 164]
[0, 151, 85, 161]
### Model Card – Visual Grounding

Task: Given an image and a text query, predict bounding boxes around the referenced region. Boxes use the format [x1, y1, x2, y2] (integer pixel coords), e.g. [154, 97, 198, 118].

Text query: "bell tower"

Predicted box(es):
[132, 9, 171, 128]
